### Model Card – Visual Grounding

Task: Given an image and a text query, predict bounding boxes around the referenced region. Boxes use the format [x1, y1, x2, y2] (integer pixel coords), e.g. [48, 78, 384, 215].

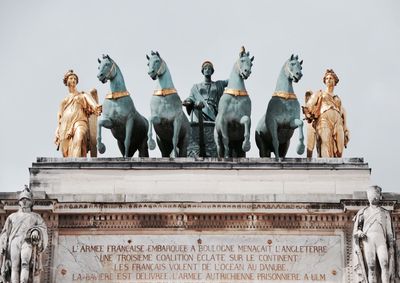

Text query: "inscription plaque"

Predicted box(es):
[54, 233, 344, 282]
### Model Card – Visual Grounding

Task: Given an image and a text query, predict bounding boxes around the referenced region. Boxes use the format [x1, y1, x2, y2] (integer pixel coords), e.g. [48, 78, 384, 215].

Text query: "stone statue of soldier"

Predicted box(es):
[183, 61, 228, 157]
[353, 186, 397, 282]
[0, 186, 48, 283]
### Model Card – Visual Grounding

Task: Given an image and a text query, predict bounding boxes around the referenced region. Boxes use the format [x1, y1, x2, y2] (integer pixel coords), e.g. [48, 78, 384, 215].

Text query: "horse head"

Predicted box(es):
[284, 54, 303, 83]
[97, 54, 117, 83]
[146, 51, 166, 80]
[236, 46, 254, 80]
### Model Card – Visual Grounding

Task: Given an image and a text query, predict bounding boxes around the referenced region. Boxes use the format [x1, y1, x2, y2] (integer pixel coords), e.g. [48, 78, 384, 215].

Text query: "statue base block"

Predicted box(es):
[1, 157, 398, 282]
[30, 157, 370, 198]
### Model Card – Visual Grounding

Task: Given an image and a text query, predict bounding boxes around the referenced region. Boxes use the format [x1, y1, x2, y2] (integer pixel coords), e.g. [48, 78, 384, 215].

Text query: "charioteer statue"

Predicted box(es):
[183, 61, 228, 157]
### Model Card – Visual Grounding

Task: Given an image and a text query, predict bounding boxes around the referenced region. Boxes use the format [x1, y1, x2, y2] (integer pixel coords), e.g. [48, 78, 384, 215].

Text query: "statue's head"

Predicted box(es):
[18, 185, 33, 210]
[284, 54, 303, 83]
[367, 185, 382, 205]
[201, 61, 214, 76]
[146, 51, 165, 80]
[63, 70, 79, 87]
[237, 46, 254, 80]
[323, 69, 339, 87]
[97, 54, 116, 83]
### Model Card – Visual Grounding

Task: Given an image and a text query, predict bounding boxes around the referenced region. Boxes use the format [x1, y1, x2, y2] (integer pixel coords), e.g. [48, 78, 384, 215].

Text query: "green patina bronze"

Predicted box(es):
[183, 61, 228, 122]
[146, 51, 190, 158]
[255, 54, 305, 159]
[96, 54, 149, 157]
[214, 47, 254, 158]
[183, 61, 228, 157]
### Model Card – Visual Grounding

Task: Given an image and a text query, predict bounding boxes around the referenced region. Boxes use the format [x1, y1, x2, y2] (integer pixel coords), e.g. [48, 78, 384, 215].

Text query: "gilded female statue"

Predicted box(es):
[54, 70, 101, 157]
[303, 69, 349, 157]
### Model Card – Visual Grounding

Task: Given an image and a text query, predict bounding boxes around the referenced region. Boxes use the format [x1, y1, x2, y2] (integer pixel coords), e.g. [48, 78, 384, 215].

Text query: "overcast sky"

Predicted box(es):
[0, 0, 399, 193]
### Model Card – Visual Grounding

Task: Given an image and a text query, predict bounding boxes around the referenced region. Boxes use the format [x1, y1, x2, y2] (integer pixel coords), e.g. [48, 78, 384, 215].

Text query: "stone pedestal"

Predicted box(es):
[1, 157, 399, 282]
[30, 157, 370, 198]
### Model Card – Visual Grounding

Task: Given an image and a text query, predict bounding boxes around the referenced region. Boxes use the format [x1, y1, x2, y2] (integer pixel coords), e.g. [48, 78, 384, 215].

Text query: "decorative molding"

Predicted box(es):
[31, 157, 370, 171]
[53, 202, 345, 214]
[56, 212, 354, 230]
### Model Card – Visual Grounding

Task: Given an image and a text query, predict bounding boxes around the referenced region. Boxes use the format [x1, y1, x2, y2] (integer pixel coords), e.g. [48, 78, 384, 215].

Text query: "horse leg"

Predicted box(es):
[255, 131, 262, 157]
[231, 147, 236, 158]
[267, 120, 280, 159]
[279, 141, 290, 157]
[290, 118, 305, 155]
[238, 149, 246, 158]
[214, 126, 223, 158]
[240, 115, 251, 152]
[137, 118, 149, 157]
[178, 126, 189, 158]
[147, 115, 159, 150]
[255, 131, 267, 157]
[157, 137, 171, 157]
[171, 114, 183, 158]
[220, 120, 230, 158]
[138, 138, 149, 157]
[97, 117, 113, 154]
[178, 138, 188, 157]
[117, 140, 125, 156]
[123, 116, 134, 157]
[235, 141, 245, 158]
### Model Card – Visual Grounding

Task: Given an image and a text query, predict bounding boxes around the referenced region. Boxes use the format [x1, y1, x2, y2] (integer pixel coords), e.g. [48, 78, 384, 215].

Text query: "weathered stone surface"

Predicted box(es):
[54, 233, 344, 283]
[30, 158, 371, 197]
[353, 186, 397, 282]
[0, 187, 48, 283]
[0, 157, 395, 282]
[0, 190, 399, 283]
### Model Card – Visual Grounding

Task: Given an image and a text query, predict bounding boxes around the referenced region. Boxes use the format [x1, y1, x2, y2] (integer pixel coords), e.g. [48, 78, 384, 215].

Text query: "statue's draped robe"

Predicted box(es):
[56, 92, 98, 157]
[353, 207, 396, 283]
[0, 211, 48, 281]
[304, 90, 349, 157]
[186, 80, 227, 122]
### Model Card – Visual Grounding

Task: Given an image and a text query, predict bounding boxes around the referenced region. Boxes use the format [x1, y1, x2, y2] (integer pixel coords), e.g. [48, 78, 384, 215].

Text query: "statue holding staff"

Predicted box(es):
[183, 61, 228, 157]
